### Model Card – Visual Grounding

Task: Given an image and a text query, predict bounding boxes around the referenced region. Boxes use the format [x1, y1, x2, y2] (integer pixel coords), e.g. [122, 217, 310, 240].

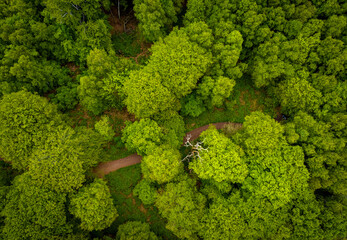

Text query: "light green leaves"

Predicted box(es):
[0, 91, 66, 170]
[95, 115, 114, 142]
[239, 111, 285, 156]
[122, 119, 163, 156]
[69, 179, 118, 231]
[116, 221, 159, 240]
[142, 146, 183, 184]
[156, 178, 206, 239]
[189, 126, 248, 183]
[124, 27, 212, 119]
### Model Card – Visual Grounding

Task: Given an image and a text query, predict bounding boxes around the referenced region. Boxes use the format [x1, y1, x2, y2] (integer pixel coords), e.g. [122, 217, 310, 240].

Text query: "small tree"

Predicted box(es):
[133, 179, 157, 205]
[95, 115, 114, 142]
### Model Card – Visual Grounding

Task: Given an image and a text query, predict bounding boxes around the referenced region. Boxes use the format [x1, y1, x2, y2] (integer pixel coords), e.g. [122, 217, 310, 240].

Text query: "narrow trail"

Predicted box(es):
[94, 122, 242, 177]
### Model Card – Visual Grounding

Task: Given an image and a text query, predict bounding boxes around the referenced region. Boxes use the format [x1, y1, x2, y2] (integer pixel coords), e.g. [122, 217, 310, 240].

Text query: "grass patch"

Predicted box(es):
[112, 32, 142, 57]
[184, 77, 277, 131]
[105, 163, 141, 195]
[104, 164, 178, 240]
[106, 145, 135, 161]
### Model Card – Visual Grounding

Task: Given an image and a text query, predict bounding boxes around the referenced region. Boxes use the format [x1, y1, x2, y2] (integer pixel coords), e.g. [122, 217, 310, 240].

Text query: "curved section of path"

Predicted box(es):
[94, 122, 242, 177]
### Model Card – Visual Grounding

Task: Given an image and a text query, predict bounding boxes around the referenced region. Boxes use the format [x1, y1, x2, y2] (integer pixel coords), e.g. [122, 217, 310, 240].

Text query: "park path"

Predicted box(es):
[94, 122, 241, 177]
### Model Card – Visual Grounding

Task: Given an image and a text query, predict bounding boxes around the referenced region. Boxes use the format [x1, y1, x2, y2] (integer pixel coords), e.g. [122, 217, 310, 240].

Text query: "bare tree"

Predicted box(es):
[182, 134, 208, 163]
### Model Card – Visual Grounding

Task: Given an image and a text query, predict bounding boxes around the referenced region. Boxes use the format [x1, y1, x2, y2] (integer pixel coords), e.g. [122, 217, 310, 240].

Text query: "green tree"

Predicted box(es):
[142, 145, 184, 184]
[200, 197, 246, 240]
[0, 1, 72, 95]
[149, 29, 212, 98]
[133, 0, 166, 42]
[78, 75, 106, 115]
[121, 119, 163, 156]
[95, 115, 114, 142]
[78, 50, 137, 115]
[133, 0, 183, 42]
[116, 221, 159, 240]
[188, 126, 248, 183]
[242, 145, 310, 209]
[234, 111, 285, 156]
[50, 82, 79, 111]
[68, 19, 113, 63]
[133, 179, 157, 205]
[124, 27, 212, 118]
[323, 15, 347, 38]
[230, 112, 310, 209]
[1, 173, 72, 240]
[319, 195, 347, 240]
[180, 93, 206, 117]
[250, 34, 286, 88]
[155, 177, 206, 240]
[196, 75, 236, 108]
[42, 0, 111, 28]
[0, 91, 66, 170]
[69, 178, 118, 231]
[28, 126, 105, 193]
[276, 74, 323, 115]
[285, 111, 346, 195]
[124, 68, 178, 118]
[0, 47, 70, 96]
[156, 112, 186, 148]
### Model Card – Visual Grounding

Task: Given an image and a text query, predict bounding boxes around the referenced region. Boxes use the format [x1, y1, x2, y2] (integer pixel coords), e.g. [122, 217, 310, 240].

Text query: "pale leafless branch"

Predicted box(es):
[182, 136, 208, 163]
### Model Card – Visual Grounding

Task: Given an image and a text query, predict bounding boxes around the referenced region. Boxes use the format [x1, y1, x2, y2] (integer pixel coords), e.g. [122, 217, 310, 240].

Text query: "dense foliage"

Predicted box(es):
[0, 0, 345, 239]
[0, 91, 66, 170]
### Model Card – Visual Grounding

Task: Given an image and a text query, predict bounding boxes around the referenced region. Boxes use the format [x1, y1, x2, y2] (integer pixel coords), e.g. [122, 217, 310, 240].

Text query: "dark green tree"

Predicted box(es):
[133, 180, 157, 205]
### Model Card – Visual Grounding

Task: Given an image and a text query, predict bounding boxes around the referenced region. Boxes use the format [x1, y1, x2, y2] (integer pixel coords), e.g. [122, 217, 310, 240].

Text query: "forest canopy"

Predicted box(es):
[0, 0, 346, 239]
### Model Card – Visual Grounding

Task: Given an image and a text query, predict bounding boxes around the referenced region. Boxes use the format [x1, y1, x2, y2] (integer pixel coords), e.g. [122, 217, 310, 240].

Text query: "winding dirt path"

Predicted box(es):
[94, 122, 242, 177]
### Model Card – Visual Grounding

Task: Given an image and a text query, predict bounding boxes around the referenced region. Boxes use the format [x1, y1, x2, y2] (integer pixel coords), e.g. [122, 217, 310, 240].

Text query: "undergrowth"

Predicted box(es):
[184, 77, 277, 131]
[112, 32, 142, 57]
[104, 164, 178, 240]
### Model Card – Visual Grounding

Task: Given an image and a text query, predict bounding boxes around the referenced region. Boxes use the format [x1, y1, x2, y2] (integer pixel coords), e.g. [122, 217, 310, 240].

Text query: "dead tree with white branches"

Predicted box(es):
[182, 134, 208, 164]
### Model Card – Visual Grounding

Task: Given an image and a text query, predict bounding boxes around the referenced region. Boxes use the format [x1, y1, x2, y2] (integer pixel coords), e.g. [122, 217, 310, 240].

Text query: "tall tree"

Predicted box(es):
[188, 126, 248, 183]
[0, 91, 66, 170]
[121, 119, 164, 156]
[28, 126, 105, 193]
[142, 145, 184, 184]
[124, 27, 212, 118]
[285, 111, 346, 195]
[116, 221, 159, 240]
[133, 0, 183, 42]
[42, 0, 111, 28]
[1, 174, 72, 240]
[69, 178, 118, 231]
[155, 177, 206, 240]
